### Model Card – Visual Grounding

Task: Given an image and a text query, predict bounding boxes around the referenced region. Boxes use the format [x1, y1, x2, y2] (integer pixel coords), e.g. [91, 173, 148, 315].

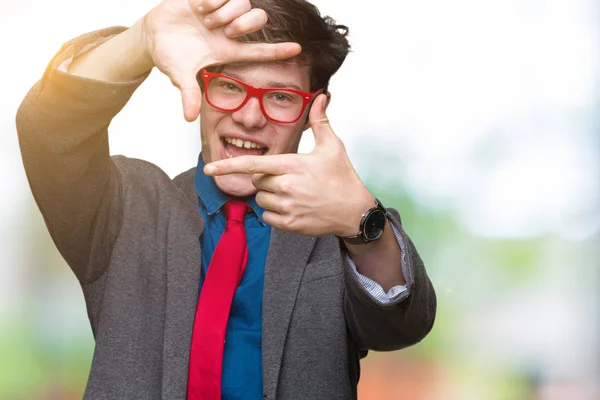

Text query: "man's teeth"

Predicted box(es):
[224, 137, 264, 149]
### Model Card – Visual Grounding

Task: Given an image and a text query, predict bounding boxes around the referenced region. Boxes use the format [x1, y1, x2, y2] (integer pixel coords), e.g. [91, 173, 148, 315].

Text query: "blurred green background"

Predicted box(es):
[1, 0, 598, 399]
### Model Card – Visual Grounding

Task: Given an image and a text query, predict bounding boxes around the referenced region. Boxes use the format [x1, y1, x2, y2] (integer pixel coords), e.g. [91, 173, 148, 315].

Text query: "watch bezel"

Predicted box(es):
[341, 198, 388, 245]
[362, 207, 387, 241]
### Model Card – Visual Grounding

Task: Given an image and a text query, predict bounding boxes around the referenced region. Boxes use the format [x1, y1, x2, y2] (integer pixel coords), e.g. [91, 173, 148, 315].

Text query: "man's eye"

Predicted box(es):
[222, 83, 239, 91]
[272, 93, 291, 102]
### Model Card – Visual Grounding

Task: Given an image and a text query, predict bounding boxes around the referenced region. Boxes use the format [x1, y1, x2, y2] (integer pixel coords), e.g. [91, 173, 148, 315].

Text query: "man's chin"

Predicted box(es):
[214, 175, 257, 198]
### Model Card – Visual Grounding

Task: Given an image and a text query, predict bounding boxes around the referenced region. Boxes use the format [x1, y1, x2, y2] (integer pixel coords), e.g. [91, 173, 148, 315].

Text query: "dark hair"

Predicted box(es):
[238, 0, 351, 92]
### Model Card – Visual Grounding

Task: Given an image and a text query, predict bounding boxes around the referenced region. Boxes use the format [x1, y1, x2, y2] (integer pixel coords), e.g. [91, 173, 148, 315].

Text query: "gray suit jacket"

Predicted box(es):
[16, 27, 436, 400]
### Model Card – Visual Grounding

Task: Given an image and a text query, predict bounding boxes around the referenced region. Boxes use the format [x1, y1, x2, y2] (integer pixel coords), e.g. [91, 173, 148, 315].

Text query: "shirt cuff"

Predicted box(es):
[343, 218, 411, 305]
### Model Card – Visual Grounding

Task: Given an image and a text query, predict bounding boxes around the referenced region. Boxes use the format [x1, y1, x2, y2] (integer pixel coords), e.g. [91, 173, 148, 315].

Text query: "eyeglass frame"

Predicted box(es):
[198, 69, 323, 124]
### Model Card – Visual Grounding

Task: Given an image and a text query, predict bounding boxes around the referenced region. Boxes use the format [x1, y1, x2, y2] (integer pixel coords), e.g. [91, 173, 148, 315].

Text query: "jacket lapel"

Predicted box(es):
[162, 170, 204, 399]
[262, 229, 316, 400]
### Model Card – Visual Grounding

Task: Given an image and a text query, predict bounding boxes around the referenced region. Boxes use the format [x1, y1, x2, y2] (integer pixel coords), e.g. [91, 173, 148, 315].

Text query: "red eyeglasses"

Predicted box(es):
[198, 69, 322, 124]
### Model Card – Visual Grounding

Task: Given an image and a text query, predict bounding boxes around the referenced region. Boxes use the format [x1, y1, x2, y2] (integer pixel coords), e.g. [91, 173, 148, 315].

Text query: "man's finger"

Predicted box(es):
[251, 173, 279, 192]
[261, 210, 285, 231]
[227, 41, 302, 64]
[173, 70, 203, 122]
[180, 86, 202, 122]
[223, 8, 267, 38]
[189, 0, 228, 15]
[203, 0, 252, 29]
[255, 191, 285, 214]
[308, 93, 337, 147]
[204, 154, 292, 176]
[169, 67, 203, 122]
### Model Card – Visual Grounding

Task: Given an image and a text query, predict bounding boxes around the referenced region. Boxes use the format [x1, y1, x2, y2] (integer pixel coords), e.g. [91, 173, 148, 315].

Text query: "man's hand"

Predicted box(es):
[137, 0, 301, 121]
[204, 94, 374, 237]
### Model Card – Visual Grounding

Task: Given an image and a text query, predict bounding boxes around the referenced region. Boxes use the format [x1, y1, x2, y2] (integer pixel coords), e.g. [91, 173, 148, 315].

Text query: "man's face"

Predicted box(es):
[199, 62, 313, 197]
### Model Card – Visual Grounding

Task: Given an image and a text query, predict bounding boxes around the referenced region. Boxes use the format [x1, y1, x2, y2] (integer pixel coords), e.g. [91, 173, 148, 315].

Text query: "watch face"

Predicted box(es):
[364, 209, 387, 241]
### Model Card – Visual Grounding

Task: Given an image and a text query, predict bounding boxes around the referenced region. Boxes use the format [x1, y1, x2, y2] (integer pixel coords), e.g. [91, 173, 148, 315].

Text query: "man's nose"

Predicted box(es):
[231, 96, 267, 129]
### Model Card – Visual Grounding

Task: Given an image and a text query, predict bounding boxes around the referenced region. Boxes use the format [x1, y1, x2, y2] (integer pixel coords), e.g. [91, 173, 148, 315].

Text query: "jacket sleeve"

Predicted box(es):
[343, 208, 437, 351]
[16, 27, 149, 285]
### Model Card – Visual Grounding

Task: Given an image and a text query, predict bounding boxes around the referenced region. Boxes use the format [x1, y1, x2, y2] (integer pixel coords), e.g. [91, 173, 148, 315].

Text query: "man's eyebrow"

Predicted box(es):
[222, 70, 304, 91]
[265, 81, 304, 91]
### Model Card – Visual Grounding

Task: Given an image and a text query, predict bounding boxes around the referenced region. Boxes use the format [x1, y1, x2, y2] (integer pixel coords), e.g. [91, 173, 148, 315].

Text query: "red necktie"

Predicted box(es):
[187, 200, 250, 400]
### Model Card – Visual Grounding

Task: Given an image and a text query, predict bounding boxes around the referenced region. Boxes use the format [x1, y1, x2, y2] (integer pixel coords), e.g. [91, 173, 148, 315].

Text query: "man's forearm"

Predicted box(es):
[16, 27, 147, 283]
[343, 220, 405, 292]
[68, 23, 154, 82]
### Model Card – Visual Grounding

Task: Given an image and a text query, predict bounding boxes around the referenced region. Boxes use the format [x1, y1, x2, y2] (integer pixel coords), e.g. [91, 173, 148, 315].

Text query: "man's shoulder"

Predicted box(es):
[112, 155, 171, 183]
[172, 166, 196, 190]
[110, 156, 194, 184]
[110, 155, 199, 209]
[172, 165, 198, 207]
[111, 156, 195, 196]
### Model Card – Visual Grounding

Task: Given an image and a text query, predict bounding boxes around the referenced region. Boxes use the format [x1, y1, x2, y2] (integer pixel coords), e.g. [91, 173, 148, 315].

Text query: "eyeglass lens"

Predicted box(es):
[207, 76, 305, 122]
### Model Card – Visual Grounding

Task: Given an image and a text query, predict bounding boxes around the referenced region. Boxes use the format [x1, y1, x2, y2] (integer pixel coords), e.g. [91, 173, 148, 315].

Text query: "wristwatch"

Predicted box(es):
[341, 198, 388, 245]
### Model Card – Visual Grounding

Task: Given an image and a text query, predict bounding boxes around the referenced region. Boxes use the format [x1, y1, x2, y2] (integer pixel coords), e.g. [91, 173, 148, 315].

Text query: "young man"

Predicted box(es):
[16, 0, 436, 399]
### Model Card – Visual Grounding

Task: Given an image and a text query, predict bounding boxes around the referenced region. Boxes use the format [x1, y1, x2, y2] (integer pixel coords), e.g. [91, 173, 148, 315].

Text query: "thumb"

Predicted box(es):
[180, 83, 202, 122]
[170, 70, 202, 122]
[309, 93, 336, 147]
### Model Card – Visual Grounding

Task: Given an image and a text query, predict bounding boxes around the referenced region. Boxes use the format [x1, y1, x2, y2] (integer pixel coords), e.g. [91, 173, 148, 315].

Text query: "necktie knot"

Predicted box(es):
[223, 200, 249, 223]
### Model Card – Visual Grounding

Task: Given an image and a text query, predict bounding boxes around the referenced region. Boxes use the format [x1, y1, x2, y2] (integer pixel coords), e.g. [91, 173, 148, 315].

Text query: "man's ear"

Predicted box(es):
[303, 91, 331, 131]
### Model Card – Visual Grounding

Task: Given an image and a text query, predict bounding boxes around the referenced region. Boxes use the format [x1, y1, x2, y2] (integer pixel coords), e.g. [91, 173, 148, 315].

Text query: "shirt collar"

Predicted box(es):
[194, 153, 267, 226]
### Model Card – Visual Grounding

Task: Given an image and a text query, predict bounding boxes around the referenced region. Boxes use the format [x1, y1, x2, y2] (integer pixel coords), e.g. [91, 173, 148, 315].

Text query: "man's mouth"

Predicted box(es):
[222, 136, 268, 158]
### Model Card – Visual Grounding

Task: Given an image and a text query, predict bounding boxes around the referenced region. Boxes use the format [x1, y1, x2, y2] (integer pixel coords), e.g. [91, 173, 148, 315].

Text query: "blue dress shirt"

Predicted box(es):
[195, 155, 269, 400]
